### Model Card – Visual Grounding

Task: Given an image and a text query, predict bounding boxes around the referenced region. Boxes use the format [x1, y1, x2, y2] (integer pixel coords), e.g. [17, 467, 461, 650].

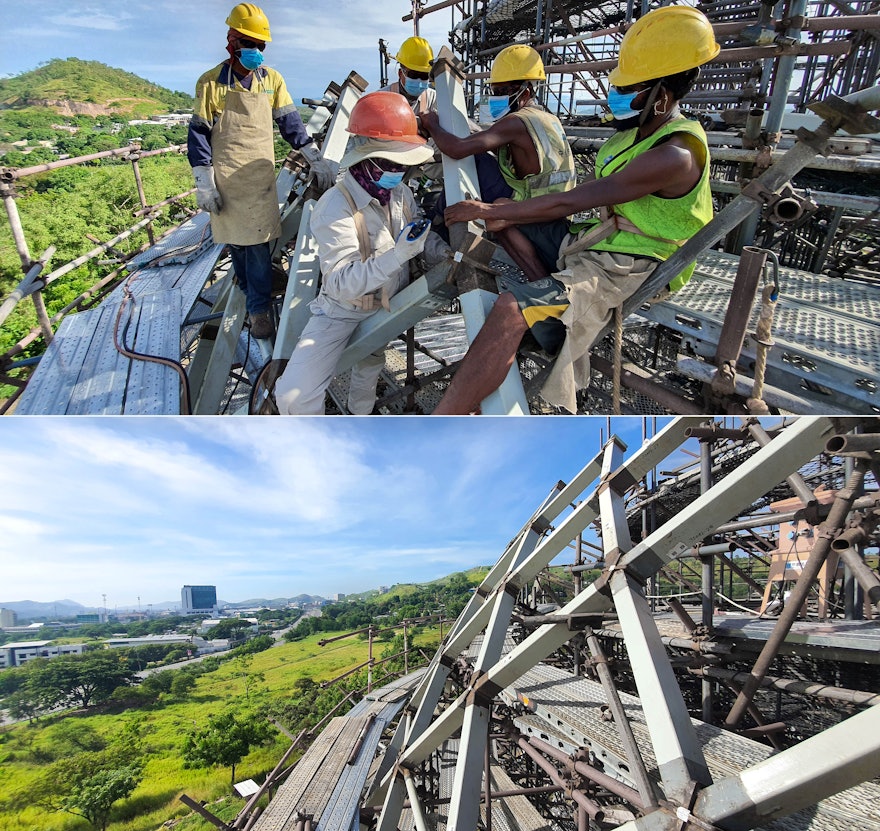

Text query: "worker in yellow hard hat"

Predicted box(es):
[382, 36, 437, 117]
[187, 3, 336, 340]
[419, 43, 577, 263]
[435, 7, 720, 414]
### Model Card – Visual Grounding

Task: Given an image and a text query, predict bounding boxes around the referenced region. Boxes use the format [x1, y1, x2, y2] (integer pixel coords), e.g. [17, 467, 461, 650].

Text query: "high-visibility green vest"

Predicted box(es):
[587, 117, 712, 292]
[498, 105, 577, 201]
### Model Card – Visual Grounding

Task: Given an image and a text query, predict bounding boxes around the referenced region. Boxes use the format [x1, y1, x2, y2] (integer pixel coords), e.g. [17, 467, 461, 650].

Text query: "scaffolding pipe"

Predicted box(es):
[692, 665, 880, 707]
[585, 629, 658, 808]
[0, 246, 56, 329]
[516, 735, 606, 822]
[724, 460, 869, 728]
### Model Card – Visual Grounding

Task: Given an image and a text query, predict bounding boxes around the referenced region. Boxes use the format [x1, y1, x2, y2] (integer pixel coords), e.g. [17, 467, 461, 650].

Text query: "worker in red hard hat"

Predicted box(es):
[274, 92, 451, 414]
[187, 3, 336, 341]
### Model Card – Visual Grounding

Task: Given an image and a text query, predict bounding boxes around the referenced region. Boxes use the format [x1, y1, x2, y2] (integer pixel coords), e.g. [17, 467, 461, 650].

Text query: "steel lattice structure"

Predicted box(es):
[356, 417, 880, 831]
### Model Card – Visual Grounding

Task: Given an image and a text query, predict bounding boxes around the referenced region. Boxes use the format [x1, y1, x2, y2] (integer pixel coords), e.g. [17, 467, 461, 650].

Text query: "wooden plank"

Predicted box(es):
[317, 715, 389, 831]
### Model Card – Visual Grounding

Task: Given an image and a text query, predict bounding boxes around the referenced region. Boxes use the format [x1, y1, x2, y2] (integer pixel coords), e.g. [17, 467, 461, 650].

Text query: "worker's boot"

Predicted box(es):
[250, 311, 274, 340]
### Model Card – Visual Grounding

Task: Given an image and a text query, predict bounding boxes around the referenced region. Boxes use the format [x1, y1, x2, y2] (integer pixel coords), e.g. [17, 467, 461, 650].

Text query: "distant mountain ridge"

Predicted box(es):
[0, 57, 194, 118]
[0, 595, 328, 622]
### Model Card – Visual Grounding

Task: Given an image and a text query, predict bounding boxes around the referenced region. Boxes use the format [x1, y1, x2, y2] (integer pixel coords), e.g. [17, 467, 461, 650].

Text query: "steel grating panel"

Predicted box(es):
[252, 717, 349, 831]
[481, 764, 553, 831]
[640, 249, 880, 408]
[127, 212, 214, 270]
[317, 714, 389, 831]
[506, 663, 880, 831]
[16, 291, 183, 415]
[14, 307, 103, 414]
[121, 290, 181, 414]
[433, 739, 460, 831]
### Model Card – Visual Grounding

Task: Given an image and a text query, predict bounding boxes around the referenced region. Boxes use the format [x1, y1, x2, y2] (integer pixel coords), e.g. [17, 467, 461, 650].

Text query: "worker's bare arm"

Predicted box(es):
[419, 110, 528, 159]
[444, 139, 700, 228]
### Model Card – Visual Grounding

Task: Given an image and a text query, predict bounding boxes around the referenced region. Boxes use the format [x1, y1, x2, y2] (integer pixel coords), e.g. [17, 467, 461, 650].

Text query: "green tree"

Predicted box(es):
[182, 708, 273, 784]
[62, 764, 143, 831]
[25, 744, 143, 831]
[170, 672, 197, 699]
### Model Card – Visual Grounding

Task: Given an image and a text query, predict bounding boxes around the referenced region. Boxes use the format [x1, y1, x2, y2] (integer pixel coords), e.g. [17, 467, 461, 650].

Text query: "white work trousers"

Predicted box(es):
[274, 313, 385, 414]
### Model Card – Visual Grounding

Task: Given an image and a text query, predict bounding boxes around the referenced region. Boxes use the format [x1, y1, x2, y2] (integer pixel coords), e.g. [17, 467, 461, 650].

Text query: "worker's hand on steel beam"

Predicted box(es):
[418, 111, 439, 136]
[445, 199, 501, 228]
[301, 142, 338, 191]
[392, 219, 431, 266]
[192, 165, 223, 213]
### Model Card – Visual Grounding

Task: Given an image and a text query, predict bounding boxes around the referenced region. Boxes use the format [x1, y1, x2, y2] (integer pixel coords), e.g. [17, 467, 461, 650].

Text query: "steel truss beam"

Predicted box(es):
[374, 417, 877, 831]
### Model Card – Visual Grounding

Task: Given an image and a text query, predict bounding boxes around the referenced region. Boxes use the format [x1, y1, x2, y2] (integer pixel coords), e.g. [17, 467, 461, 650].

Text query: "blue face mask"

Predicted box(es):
[237, 48, 264, 71]
[607, 88, 642, 120]
[375, 170, 405, 189]
[487, 95, 511, 120]
[404, 76, 430, 98]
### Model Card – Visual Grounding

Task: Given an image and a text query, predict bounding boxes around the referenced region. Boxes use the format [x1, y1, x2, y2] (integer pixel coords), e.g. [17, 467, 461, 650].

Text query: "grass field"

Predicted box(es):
[0, 627, 439, 831]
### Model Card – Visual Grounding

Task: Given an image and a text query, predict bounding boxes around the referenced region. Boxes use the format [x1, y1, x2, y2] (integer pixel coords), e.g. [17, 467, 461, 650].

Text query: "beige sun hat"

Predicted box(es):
[339, 136, 434, 171]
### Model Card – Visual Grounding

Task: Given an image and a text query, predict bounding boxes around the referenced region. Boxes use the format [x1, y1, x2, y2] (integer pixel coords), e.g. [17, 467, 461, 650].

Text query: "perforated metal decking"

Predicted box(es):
[640, 249, 880, 412]
[506, 663, 880, 831]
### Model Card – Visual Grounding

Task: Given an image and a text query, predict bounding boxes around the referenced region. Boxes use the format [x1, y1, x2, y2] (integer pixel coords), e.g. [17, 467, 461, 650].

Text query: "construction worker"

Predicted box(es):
[274, 92, 451, 414]
[381, 36, 436, 117]
[419, 44, 577, 266]
[434, 6, 719, 414]
[188, 3, 336, 340]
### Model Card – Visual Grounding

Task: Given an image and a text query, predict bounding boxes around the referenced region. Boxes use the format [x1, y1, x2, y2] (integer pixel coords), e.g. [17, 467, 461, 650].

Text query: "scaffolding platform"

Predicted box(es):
[639, 249, 880, 413]
[506, 663, 880, 831]
[14, 213, 222, 415]
[598, 612, 880, 665]
[482, 764, 554, 831]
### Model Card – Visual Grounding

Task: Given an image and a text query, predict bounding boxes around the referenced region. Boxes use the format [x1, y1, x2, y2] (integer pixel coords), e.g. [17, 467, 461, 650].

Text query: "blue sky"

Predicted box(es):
[0, 417, 674, 609]
[2, 1, 454, 101]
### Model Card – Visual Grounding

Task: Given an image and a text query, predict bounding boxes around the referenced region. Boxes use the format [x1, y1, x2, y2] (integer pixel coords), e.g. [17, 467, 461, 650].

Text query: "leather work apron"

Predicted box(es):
[210, 86, 281, 246]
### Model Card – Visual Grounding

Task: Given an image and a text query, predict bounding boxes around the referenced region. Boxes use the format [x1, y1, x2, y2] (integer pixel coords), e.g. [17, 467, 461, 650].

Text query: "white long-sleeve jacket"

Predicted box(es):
[309, 171, 449, 320]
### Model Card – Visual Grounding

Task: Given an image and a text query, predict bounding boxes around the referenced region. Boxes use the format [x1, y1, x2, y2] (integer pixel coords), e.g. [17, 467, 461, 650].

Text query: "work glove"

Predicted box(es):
[192, 165, 223, 213]
[391, 219, 431, 267]
[301, 142, 338, 191]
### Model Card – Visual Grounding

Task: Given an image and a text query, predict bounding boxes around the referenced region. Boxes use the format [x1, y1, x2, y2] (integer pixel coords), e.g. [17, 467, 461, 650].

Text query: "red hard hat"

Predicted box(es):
[347, 91, 427, 145]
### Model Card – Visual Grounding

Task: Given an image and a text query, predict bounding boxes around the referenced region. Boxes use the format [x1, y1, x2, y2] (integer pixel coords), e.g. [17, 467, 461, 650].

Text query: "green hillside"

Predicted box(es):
[0, 58, 193, 118]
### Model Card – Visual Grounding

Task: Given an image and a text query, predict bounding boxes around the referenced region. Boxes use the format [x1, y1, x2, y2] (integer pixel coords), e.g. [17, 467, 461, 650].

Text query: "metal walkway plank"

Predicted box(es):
[507, 663, 880, 831]
[641, 249, 880, 408]
[481, 764, 553, 831]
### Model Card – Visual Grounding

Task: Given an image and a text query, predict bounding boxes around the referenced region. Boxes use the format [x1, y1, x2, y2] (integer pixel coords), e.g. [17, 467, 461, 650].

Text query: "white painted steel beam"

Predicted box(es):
[433, 48, 529, 415]
[274, 200, 320, 360]
[617, 417, 836, 582]
[693, 703, 880, 830]
[192, 279, 246, 414]
[467, 419, 837, 722]
[458, 288, 529, 414]
[335, 262, 459, 375]
[599, 436, 711, 801]
[613, 704, 880, 831]
[611, 572, 712, 800]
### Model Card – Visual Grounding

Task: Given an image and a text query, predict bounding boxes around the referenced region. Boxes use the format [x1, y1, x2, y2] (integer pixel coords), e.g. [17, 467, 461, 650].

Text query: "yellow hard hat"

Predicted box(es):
[395, 37, 434, 73]
[489, 45, 546, 84]
[609, 7, 720, 87]
[226, 3, 272, 42]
